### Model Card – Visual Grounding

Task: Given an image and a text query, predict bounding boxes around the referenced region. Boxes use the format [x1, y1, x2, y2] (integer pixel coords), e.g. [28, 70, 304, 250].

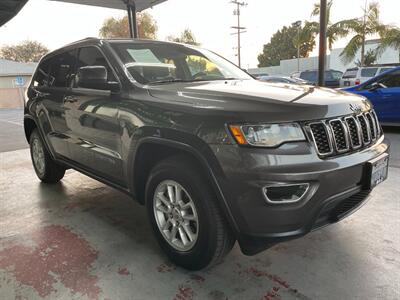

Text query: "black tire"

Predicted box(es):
[29, 129, 65, 183]
[145, 156, 235, 270]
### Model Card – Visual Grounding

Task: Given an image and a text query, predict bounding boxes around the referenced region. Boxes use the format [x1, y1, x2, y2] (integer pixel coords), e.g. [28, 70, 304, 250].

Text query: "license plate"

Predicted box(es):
[367, 154, 389, 189]
[344, 81, 350, 86]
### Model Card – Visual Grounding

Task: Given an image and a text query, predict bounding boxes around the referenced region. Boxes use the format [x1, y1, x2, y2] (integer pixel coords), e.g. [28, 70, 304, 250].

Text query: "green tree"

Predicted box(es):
[377, 27, 400, 60]
[310, 0, 351, 50]
[355, 49, 377, 66]
[258, 23, 316, 67]
[99, 12, 158, 39]
[338, 2, 388, 65]
[0, 40, 49, 63]
[167, 29, 199, 45]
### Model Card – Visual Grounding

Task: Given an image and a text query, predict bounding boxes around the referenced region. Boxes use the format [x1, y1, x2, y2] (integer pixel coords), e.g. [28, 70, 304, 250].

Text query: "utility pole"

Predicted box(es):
[318, 0, 327, 87]
[230, 1, 247, 68]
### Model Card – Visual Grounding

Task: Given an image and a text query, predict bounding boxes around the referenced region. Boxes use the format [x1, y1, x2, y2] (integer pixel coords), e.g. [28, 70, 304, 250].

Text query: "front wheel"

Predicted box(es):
[29, 129, 65, 183]
[145, 156, 235, 270]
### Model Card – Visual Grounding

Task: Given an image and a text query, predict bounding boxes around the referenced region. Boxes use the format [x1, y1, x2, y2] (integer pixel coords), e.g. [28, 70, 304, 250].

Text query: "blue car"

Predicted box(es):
[343, 67, 400, 126]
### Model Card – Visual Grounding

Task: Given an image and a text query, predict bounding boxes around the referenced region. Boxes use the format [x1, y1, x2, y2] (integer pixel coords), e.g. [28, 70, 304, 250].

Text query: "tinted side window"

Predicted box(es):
[300, 71, 317, 82]
[361, 68, 378, 78]
[48, 51, 76, 88]
[379, 67, 393, 74]
[380, 71, 400, 88]
[76, 47, 115, 83]
[32, 59, 51, 87]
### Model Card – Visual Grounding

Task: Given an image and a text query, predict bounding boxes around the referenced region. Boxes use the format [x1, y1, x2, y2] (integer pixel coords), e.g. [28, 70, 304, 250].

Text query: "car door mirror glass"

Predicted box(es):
[77, 66, 108, 90]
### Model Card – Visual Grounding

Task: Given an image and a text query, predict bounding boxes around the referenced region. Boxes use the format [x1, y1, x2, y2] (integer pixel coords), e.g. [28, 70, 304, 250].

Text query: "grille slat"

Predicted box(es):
[366, 112, 377, 141]
[309, 123, 332, 155]
[329, 119, 349, 152]
[357, 114, 371, 144]
[309, 110, 381, 158]
[345, 117, 362, 149]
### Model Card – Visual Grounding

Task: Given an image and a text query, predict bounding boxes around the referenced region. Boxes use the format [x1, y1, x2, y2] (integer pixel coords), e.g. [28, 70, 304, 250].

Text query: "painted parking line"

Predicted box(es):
[0, 119, 23, 127]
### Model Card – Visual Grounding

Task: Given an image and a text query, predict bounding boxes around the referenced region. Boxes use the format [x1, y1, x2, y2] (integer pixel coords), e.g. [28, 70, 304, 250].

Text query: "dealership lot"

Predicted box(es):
[0, 109, 399, 300]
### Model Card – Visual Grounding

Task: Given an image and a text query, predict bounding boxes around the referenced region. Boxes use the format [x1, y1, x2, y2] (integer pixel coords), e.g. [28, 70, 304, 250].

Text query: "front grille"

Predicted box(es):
[308, 110, 382, 158]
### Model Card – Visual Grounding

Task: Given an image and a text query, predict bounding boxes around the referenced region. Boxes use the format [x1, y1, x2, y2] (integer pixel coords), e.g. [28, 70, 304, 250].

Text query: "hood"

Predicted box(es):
[146, 79, 372, 122]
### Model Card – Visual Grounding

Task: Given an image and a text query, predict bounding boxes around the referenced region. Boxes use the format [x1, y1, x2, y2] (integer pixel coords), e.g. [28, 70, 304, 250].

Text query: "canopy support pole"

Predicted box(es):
[318, 0, 327, 87]
[126, 0, 138, 38]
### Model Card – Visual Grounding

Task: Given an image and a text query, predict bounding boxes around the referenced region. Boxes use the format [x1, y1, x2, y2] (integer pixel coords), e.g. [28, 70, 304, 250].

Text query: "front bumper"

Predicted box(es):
[210, 135, 390, 255]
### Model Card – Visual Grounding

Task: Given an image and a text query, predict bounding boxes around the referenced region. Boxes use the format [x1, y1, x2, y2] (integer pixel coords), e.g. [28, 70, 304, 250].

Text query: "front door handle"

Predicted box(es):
[63, 96, 78, 104]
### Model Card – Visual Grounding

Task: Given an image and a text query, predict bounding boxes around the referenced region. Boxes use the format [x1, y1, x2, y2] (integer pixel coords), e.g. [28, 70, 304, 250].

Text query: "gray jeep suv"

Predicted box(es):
[24, 38, 390, 270]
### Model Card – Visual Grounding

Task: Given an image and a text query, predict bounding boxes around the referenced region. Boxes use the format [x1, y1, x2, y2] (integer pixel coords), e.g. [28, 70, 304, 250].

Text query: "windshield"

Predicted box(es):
[110, 42, 252, 84]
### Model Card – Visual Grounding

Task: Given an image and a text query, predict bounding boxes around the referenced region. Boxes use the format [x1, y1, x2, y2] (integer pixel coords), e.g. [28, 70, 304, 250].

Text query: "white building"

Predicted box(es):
[248, 39, 399, 76]
[0, 59, 37, 108]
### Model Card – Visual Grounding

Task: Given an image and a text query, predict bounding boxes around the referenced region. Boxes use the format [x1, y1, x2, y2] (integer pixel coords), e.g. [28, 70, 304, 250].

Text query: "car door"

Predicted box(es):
[373, 70, 400, 123]
[65, 46, 125, 185]
[357, 70, 400, 123]
[32, 51, 76, 159]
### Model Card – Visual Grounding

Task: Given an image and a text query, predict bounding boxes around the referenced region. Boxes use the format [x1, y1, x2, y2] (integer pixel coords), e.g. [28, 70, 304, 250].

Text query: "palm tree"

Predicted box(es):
[377, 27, 400, 60]
[339, 1, 387, 66]
[292, 21, 319, 57]
[310, 0, 350, 50]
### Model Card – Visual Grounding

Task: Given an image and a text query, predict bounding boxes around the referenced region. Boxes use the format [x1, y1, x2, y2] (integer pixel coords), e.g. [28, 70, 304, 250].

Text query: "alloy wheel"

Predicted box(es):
[32, 137, 46, 175]
[153, 180, 199, 251]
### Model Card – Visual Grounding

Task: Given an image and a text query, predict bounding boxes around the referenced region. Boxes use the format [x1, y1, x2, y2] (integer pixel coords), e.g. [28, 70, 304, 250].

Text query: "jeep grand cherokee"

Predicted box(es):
[24, 38, 390, 270]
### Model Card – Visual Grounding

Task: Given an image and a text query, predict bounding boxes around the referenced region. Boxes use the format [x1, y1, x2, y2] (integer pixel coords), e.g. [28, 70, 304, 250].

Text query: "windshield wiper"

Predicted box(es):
[149, 78, 242, 85]
[189, 78, 241, 82]
[148, 79, 189, 85]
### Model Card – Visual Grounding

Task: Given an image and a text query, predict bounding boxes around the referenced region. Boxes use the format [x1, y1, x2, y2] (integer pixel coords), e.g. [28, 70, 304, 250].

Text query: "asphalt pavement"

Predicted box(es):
[0, 109, 26, 152]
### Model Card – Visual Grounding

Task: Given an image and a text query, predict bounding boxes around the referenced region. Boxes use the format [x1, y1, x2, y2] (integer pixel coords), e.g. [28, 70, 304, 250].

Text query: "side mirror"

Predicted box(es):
[77, 66, 108, 90]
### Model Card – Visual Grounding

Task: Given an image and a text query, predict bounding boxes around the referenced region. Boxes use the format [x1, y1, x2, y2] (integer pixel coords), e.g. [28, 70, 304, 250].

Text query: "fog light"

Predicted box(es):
[262, 183, 309, 204]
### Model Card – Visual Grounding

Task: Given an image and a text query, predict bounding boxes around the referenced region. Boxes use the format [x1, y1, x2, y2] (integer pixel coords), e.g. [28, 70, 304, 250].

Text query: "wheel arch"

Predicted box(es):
[130, 137, 239, 234]
[24, 116, 38, 143]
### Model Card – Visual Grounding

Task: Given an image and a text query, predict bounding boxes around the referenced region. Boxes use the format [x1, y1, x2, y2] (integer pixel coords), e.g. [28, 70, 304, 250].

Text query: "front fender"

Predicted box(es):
[125, 127, 240, 235]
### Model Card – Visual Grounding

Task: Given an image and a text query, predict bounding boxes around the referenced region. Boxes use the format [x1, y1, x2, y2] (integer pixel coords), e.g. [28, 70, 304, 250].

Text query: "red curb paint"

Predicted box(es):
[0, 225, 101, 299]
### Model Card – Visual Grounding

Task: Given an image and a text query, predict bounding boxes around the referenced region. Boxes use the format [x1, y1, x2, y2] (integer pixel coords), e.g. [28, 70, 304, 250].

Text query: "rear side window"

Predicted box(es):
[48, 51, 76, 88]
[379, 67, 393, 74]
[342, 68, 358, 79]
[300, 71, 317, 82]
[32, 59, 51, 87]
[361, 68, 378, 78]
[325, 71, 342, 81]
[76, 47, 115, 83]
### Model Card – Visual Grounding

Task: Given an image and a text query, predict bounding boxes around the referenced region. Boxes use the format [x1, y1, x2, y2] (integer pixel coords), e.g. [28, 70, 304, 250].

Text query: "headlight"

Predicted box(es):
[229, 123, 306, 147]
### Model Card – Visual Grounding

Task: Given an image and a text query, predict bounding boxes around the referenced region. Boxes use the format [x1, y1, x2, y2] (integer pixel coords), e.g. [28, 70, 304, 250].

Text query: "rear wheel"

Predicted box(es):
[29, 129, 65, 183]
[146, 156, 235, 270]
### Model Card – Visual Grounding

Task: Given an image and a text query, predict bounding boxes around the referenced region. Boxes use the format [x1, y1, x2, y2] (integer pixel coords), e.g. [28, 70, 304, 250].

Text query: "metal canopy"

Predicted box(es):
[0, 0, 29, 26]
[49, 0, 166, 12]
[0, 0, 166, 31]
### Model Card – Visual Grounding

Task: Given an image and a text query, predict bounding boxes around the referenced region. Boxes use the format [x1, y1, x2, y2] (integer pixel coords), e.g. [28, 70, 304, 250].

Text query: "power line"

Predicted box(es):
[230, 1, 247, 68]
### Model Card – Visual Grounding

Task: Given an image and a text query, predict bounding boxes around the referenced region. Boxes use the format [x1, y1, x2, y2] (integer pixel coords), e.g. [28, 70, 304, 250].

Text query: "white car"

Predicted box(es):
[340, 66, 395, 87]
